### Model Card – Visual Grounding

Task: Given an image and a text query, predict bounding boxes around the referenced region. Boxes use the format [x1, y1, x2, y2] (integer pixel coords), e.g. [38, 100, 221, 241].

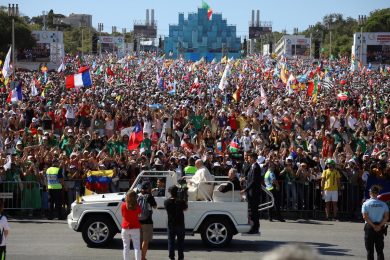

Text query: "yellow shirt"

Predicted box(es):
[321, 169, 341, 191]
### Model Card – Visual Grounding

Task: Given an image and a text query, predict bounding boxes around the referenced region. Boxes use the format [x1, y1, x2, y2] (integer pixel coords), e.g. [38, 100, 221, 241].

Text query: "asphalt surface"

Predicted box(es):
[6, 218, 390, 260]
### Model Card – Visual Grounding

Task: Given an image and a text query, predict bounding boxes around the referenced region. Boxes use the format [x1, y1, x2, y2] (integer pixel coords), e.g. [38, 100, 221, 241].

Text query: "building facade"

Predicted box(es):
[54, 13, 92, 28]
[275, 35, 311, 58]
[164, 8, 241, 61]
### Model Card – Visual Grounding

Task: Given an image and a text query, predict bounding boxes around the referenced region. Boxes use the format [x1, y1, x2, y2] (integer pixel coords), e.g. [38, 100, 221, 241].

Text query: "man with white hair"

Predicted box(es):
[187, 159, 215, 201]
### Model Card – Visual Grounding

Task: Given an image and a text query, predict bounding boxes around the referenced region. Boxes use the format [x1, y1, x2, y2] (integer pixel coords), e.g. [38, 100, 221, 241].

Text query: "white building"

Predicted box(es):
[352, 32, 390, 66]
[275, 35, 311, 58]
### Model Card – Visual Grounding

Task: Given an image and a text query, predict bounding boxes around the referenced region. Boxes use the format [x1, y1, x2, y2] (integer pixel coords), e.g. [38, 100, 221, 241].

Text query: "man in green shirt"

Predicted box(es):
[140, 132, 152, 156]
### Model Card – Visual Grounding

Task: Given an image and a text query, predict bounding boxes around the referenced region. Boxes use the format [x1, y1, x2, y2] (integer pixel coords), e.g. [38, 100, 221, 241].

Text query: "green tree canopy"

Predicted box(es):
[0, 8, 36, 57]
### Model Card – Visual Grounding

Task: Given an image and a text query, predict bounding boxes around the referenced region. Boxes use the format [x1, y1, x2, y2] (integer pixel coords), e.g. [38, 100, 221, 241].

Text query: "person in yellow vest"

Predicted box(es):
[46, 160, 65, 220]
[184, 157, 197, 176]
[321, 159, 341, 221]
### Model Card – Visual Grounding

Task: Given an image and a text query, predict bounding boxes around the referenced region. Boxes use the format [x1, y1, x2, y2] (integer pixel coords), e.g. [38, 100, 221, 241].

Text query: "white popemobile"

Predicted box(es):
[67, 171, 274, 248]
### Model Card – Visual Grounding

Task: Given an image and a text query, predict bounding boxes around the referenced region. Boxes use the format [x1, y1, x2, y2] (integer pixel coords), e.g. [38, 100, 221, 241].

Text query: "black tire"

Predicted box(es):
[81, 215, 116, 247]
[200, 217, 233, 247]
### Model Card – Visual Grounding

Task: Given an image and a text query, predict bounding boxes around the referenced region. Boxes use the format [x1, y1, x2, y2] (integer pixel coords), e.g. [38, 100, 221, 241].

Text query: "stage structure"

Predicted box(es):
[248, 10, 272, 54]
[133, 9, 158, 52]
[352, 32, 390, 66]
[164, 8, 241, 61]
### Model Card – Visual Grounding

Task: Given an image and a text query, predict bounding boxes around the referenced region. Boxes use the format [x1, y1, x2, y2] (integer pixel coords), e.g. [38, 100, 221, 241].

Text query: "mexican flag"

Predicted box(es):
[202, 0, 213, 20]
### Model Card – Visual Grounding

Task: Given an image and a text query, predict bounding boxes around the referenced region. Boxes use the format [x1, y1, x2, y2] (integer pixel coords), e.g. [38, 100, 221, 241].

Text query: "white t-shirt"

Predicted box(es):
[63, 104, 76, 119]
[347, 116, 357, 130]
[240, 136, 252, 152]
[329, 116, 340, 129]
[0, 215, 10, 246]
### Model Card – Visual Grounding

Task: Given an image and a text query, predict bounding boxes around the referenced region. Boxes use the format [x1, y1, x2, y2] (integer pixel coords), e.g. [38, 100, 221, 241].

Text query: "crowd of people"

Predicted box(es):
[0, 51, 389, 221]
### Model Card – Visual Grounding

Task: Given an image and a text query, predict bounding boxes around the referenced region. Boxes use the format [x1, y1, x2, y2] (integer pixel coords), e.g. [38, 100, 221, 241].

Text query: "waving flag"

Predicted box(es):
[312, 79, 319, 104]
[1, 47, 12, 79]
[57, 60, 65, 73]
[106, 66, 115, 77]
[6, 81, 23, 103]
[286, 74, 296, 95]
[65, 70, 92, 89]
[280, 65, 288, 84]
[229, 138, 240, 153]
[260, 86, 268, 106]
[128, 122, 144, 150]
[85, 170, 114, 193]
[30, 81, 38, 97]
[337, 92, 348, 101]
[218, 63, 231, 91]
[168, 81, 177, 95]
[202, 0, 213, 20]
[232, 85, 242, 102]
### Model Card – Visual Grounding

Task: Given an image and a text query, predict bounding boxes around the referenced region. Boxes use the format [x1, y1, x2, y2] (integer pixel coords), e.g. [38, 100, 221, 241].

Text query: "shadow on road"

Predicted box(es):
[293, 219, 334, 225]
[99, 237, 353, 257]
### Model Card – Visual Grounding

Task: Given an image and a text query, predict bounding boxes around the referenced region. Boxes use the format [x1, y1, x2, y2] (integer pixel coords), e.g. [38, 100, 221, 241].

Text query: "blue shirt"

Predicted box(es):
[361, 198, 389, 223]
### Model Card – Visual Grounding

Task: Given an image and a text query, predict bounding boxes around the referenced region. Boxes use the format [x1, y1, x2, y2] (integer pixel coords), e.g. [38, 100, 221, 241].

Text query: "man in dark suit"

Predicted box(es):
[241, 152, 262, 234]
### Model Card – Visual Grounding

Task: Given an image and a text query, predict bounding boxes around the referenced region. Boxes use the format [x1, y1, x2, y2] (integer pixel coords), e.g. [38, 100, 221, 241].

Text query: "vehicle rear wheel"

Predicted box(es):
[81, 216, 116, 247]
[200, 218, 233, 247]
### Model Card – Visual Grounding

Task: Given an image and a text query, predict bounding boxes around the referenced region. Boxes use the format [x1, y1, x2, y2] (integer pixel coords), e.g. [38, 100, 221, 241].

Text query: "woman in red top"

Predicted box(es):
[121, 190, 141, 260]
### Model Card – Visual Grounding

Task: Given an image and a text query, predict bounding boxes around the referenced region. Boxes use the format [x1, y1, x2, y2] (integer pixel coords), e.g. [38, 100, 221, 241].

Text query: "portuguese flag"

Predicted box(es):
[202, 0, 213, 20]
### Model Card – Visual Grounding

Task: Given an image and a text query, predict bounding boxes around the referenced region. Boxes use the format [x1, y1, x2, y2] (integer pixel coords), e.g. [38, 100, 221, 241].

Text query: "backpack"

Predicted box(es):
[137, 194, 151, 221]
[176, 184, 188, 202]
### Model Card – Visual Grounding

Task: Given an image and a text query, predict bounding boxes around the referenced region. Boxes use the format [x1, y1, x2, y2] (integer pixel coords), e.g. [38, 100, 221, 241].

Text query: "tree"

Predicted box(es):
[364, 8, 390, 32]
[0, 9, 36, 56]
[47, 9, 54, 28]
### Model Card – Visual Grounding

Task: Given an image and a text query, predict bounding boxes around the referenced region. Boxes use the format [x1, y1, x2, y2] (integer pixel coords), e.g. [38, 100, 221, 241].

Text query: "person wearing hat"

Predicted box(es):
[137, 181, 157, 260]
[361, 185, 389, 260]
[321, 159, 341, 220]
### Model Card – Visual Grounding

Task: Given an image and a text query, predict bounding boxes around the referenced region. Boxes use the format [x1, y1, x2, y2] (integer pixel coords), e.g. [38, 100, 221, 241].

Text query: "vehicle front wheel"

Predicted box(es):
[200, 218, 233, 247]
[81, 216, 116, 247]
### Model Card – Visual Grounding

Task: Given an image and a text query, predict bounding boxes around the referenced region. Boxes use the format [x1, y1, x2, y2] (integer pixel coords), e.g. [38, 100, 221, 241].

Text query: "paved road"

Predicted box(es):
[6, 219, 390, 260]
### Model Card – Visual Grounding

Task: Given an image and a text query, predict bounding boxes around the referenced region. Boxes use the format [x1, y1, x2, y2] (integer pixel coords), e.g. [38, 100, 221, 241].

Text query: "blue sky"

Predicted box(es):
[2, 0, 389, 38]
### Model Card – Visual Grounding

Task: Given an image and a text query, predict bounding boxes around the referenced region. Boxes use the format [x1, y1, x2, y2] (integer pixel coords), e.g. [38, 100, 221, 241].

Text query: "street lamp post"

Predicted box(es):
[8, 4, 19, 66]
[326, 22, 332, 59]
[358, 15, 367, 65]
[308, 25, 314, 60]
[98, 23, 103, 57]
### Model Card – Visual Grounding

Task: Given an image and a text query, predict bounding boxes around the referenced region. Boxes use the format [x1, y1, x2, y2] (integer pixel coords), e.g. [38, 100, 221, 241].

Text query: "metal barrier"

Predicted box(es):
[273, 181, 364, 219]
[0, 181, 42, 210]
[0, 179, 366, 220]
